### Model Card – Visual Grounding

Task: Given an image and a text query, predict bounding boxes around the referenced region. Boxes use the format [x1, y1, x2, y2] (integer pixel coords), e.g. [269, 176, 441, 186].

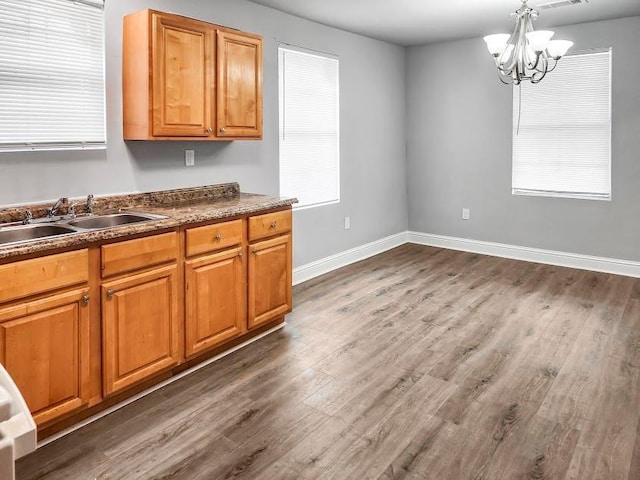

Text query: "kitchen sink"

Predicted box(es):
[0, 211, 168, 247]
[67, 212, 167, 230]
[0, 224, 77, 246]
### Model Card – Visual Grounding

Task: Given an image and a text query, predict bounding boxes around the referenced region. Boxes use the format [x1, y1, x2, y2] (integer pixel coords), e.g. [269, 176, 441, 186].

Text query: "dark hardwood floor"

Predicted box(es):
[16, 244, 640, 479]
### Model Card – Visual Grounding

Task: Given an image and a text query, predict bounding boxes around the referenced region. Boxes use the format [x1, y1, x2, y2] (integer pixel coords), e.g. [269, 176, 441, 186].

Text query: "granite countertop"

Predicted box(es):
[0, 183, 297, 260]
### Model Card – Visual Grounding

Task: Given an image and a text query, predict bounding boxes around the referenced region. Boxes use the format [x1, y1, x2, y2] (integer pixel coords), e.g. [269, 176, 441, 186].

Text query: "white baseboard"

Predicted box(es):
[294, 230, 640, 286]
[408, 231, 640, 279]
[293, 232, 409, 285]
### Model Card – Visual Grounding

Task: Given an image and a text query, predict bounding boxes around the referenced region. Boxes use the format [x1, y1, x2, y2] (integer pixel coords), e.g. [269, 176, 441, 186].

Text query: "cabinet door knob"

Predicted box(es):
[215, 233, 222, 241]
[219, 127, 226, 134]
[106, 289, 115, 298]
[270, 221, 277, 229]
[238, 252, 243, 258]
[81, 294, 90, 305]
[206, 127, 213, 134]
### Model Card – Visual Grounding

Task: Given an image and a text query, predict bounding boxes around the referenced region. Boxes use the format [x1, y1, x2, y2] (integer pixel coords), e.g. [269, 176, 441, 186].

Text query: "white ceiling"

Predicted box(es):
[247, 0, 640, 46]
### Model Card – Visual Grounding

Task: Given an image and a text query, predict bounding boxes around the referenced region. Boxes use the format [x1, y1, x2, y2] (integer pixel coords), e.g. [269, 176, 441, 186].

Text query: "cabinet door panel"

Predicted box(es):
[216, 30, 262, 138]
[0, 289, 90, 425]
[102, 265, 179, 395]
[152, 14, 213, 137]
[185, 247, 246, 357]
[248, 234, 292, 329]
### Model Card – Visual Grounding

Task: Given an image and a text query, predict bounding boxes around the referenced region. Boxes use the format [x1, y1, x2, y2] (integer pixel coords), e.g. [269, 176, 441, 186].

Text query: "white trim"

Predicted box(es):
[408, 231, 640, 279]
[37, 322, 286, 448]
[293, 232, 409, 285]
[294, 230, 640, 285]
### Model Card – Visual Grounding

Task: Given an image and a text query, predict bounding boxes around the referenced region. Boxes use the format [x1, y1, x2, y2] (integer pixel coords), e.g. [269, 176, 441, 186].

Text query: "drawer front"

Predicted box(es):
[101, 232, 177, 277]
[185, 219, 243, 257]
[0, 250, 89, 303]
[248, 209, 292, 242]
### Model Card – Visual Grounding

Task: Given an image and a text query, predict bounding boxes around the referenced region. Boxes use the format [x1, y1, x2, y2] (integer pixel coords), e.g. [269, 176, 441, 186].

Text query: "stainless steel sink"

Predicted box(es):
[0, 224, 77, 246]
[0, 211, 168, 247]
[67, 212, 167, 230]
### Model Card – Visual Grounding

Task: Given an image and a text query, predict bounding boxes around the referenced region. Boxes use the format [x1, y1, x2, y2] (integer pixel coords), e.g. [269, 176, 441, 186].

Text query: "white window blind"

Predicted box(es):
[512, 49, 611, 200]
[0, 0, 106, 152]
[279, 46, 340, 209]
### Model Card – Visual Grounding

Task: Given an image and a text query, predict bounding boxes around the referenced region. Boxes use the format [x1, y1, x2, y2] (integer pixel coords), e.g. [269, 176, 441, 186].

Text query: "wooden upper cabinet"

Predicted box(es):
[216, 30, 263, 138]
[152, 14, 214, 137]
[123, 9, 263, 141]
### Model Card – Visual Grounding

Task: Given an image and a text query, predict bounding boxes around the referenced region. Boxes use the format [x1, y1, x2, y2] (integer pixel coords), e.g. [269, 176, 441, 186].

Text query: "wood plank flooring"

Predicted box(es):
[16, 244, 640, 479]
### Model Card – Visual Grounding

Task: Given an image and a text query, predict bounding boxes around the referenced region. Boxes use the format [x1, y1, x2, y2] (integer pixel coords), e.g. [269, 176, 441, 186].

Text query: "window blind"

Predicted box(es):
[0, 0, 106, 151]
[512, 49, 611, 200]
[279, 46, 340, 209]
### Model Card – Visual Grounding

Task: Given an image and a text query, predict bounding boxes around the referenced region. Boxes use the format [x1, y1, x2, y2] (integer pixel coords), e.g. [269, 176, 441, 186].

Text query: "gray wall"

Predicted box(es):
[0, 0, 408, 267]
[407, 16, 640, 261]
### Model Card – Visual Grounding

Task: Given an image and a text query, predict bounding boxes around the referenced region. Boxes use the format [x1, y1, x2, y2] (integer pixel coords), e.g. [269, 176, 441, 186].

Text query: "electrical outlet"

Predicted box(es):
[462, 208, 470, 220]
[185, 149, 195, 167]
[344, 216, 351, 230]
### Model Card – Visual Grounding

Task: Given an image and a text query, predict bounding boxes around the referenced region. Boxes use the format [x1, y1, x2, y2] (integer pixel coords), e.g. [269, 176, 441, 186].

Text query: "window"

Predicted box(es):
[0, 0, 106, 152]
[512, 49, 611, 200]
[278, 45, 340, 209]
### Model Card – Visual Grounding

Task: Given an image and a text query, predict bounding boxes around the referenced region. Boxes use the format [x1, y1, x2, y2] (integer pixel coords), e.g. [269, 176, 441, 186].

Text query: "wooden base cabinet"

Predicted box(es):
[248, 232, 292, 329]
[0, 288, 90, 425]
[0, 249, 90, 427]
[102, 265, 179, 396]
[185, 246, 246, 358]
[0, 207, 293, 435]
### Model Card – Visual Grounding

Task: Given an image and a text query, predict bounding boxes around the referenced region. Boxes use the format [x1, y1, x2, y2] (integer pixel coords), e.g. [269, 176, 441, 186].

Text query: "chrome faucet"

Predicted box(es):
[46, 197, 68, 217]
[68, 203, 78, 218]
[86, 194, 94, 215]
[22, 210, 33, 225]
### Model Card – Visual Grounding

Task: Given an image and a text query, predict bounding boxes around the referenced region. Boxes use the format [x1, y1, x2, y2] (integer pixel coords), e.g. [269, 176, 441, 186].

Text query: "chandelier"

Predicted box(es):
[483, 0, 573, 84]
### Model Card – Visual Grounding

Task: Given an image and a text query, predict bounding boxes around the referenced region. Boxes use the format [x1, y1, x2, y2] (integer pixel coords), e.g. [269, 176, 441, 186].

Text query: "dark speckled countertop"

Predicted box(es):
[0, 183, 297, 260]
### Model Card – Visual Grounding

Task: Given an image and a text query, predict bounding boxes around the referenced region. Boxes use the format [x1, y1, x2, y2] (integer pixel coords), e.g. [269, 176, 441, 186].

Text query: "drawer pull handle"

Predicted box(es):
[106, 289, 115, 299]
[81, 294, 90, 305]
[270, 221, 277, 229]
[215, 233, 222, 241]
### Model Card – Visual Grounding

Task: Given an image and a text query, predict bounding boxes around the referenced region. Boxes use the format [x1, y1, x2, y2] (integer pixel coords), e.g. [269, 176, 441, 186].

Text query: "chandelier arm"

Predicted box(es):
[522, 11, 539, 71]
[545, 57, 559, 73]
[537, 54, 548, 81]
[497, 69, 514, 85]
[533, 51, 549, 73]
[529, 51, 542, 72]
[531, 68, 547, 84]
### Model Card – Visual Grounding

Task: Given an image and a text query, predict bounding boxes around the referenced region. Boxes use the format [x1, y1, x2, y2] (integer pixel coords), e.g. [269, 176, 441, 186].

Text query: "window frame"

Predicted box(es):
[278, 43, 341, 210]
[511, 48, 612, 202]
[0, 0, 107, 153]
